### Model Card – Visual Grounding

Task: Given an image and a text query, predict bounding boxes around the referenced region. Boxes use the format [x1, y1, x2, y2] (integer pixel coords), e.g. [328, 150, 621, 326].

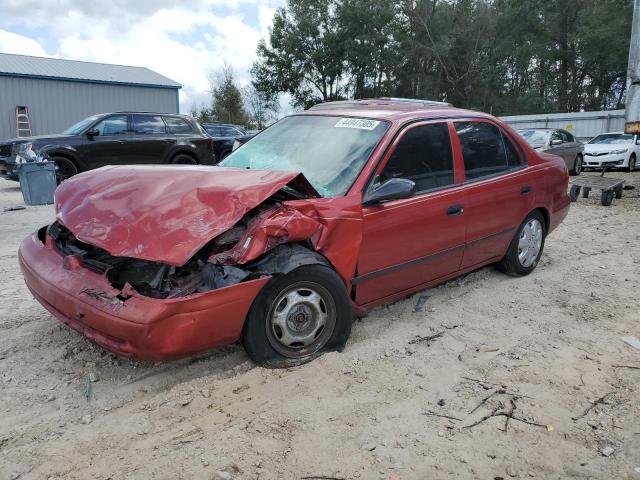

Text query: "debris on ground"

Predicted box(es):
[413, 295, 430, 313]
[622, 336, 640, 351]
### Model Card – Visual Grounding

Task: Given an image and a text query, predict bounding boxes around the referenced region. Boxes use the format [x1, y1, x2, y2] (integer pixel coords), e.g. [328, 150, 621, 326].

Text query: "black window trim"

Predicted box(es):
[362, 118, 461, 200]
[91, 114, 130, 137]
[376, 120, 457, 197]
[453, 118, 528, 186]
[162, 115, 194, 134]
[131, 114, 168, 135]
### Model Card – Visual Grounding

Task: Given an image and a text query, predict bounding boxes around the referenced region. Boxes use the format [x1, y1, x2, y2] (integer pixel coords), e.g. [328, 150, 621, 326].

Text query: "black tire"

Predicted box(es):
[171, 153, 198, 164]
[582, 187, 591, 198]
[614, 184, 623, 199]
[497, 210, 547, 277]
[242, 265, 352, 368]
[52, 156, 78, 183]
[601, 189, 614, 206]
[569, 184, 581, 202]
[628, 153, 636, 172]
[570, 154, 583, 176]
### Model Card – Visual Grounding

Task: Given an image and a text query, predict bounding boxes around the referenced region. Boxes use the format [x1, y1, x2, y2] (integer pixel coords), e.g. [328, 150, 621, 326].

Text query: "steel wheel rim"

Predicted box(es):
[517, 219, 543, 268]
[266, 281, 336, 359]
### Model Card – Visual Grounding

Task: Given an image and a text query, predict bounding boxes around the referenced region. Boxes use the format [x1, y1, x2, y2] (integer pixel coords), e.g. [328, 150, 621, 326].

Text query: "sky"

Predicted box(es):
[0, 0, 284, 113]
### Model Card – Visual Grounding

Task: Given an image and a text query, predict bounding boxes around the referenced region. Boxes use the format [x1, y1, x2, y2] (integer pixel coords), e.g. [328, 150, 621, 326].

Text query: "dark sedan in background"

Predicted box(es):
[0, 112, 215, 180]
[518, 128, 584, 175]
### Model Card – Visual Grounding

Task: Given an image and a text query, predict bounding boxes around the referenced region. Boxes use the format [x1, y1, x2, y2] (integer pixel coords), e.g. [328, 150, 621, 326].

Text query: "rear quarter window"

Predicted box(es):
[163, 117, 194, 134]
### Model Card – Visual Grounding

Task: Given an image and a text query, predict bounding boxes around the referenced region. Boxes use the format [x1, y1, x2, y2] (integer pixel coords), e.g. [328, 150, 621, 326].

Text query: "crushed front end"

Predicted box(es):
[18, 223, 270, 359]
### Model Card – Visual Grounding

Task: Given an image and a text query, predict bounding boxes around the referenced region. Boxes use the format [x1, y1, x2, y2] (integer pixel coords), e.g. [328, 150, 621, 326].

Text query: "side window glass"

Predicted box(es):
[379, 123, 454, 192]
[164, 117, 193, 134]
[94, 115, 128, 136]
[551, 131, 562, 143]
[455, 122, 509, 180]
[562, 131, 574, 142]
[132, 115, 166, 134]
[502, 132, 524, 167]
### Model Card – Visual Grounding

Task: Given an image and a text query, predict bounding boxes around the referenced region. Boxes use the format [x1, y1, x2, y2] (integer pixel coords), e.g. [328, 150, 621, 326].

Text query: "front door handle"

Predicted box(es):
[446, 204, 464, 216]
[521, 185, 532, 195]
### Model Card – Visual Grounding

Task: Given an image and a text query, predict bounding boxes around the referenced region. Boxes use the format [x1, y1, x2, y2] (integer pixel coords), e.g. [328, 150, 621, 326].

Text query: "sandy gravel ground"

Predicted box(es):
[0, 171, 639, 480]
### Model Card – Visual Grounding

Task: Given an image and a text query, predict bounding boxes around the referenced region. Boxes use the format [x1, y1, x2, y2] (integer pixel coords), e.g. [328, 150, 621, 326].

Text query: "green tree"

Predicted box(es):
[211, 64, 249, 126]
[254, 0, 347, 108]
[253, 0, 633, 115]
[244, 67, 280, 129]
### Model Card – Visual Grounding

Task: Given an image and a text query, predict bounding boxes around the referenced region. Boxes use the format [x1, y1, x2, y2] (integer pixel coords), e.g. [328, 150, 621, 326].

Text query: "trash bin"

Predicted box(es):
[17, 161, 57, 205]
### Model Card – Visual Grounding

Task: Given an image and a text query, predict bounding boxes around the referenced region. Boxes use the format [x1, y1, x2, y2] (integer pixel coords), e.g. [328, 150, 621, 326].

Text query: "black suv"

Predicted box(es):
[0, 112, 215, 180]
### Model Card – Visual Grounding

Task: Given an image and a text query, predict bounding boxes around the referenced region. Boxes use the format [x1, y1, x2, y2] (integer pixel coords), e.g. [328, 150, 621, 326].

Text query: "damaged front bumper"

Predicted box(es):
[19, 232, 270, 359]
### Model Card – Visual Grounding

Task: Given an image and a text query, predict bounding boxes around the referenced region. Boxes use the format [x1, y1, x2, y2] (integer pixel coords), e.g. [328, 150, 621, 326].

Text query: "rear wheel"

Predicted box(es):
[601, 189, 614, 206]
[171, 153, 197, 164]
[570, 154, 583, 176]
[52, 156, 78, 183]
[498, 210, 546, 277]
[569, 185, 581, 202]
[614, 184, 623, 199]
[242, 265, 352, 368]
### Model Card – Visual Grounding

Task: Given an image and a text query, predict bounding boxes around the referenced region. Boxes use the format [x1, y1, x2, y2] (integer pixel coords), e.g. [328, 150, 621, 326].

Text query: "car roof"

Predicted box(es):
[106, 112, 190, 118]
[302, 98, 490, 123]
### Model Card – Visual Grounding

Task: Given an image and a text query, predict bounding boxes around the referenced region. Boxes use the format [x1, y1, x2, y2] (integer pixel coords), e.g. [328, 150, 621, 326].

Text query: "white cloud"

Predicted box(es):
[0, 1, 285, 112]
[0, 29, 49, 57]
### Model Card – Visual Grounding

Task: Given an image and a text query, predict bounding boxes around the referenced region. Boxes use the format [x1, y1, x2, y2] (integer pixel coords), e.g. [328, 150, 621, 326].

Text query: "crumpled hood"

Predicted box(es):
[55, 165, 319, 265]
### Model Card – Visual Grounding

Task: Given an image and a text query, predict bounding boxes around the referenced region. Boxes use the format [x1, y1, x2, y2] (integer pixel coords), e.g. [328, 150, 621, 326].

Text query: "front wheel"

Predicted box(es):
[498, 210, 546, 277]
[628, 153, 636, 172]
[570, 154, 583, 176]
[242, 265, 352, 368]
[171, 153, 198, 164]
[52, 156, 78, 183]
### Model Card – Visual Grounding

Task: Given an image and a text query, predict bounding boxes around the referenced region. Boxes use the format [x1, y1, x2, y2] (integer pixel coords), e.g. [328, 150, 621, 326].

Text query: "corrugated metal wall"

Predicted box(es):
[500, 110, 625, 140]
[0, 76, 179, 140]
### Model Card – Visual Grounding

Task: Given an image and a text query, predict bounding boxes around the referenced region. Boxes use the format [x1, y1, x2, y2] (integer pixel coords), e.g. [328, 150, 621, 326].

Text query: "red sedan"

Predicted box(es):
[19, 99, 570, 367]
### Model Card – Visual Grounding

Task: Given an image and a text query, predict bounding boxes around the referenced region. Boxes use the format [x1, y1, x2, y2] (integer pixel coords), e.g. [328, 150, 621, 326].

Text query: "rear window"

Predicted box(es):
[456, 122, 515, 180]
[132, 115, 166, 134]
[164, 117, 194, 134]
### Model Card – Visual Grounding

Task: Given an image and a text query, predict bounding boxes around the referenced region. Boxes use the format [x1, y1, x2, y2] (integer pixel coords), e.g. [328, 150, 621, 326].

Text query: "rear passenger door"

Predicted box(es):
[128, 114, 174, 164]
[355, 122, 467, 305]
[454, 121, 533, 269]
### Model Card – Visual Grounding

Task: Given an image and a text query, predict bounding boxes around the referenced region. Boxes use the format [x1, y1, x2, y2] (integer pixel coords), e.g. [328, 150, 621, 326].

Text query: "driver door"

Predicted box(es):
[80, 114, 131, 168]
[354, 121, 467, 306]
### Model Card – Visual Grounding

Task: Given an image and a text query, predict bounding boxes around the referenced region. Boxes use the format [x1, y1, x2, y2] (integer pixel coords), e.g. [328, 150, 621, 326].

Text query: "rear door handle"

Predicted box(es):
[446, 204, 464, 216]
[521, 185, 532, 195]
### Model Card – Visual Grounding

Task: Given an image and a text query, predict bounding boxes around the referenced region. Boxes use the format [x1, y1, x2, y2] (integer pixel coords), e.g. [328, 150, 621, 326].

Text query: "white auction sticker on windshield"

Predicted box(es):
[335, 118, 381, 130]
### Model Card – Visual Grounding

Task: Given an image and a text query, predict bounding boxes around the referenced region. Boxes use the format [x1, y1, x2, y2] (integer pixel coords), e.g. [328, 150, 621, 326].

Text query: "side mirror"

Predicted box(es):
[363, 178, 417, 206]
[86, 128, 99, 139]
[550, 138, 563, 146]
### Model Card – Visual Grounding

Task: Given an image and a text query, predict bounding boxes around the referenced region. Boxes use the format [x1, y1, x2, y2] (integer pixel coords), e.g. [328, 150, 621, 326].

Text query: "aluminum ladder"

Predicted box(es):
[16, 106, 33, 137]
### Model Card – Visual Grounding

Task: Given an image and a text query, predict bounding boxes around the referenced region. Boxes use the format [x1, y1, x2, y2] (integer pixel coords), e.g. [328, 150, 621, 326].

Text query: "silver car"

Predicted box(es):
[518, 128, 584, 175]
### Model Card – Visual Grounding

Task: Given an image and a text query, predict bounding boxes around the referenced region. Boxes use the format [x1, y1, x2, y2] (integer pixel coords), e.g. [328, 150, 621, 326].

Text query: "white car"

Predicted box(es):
[583, 132, 639, 171]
